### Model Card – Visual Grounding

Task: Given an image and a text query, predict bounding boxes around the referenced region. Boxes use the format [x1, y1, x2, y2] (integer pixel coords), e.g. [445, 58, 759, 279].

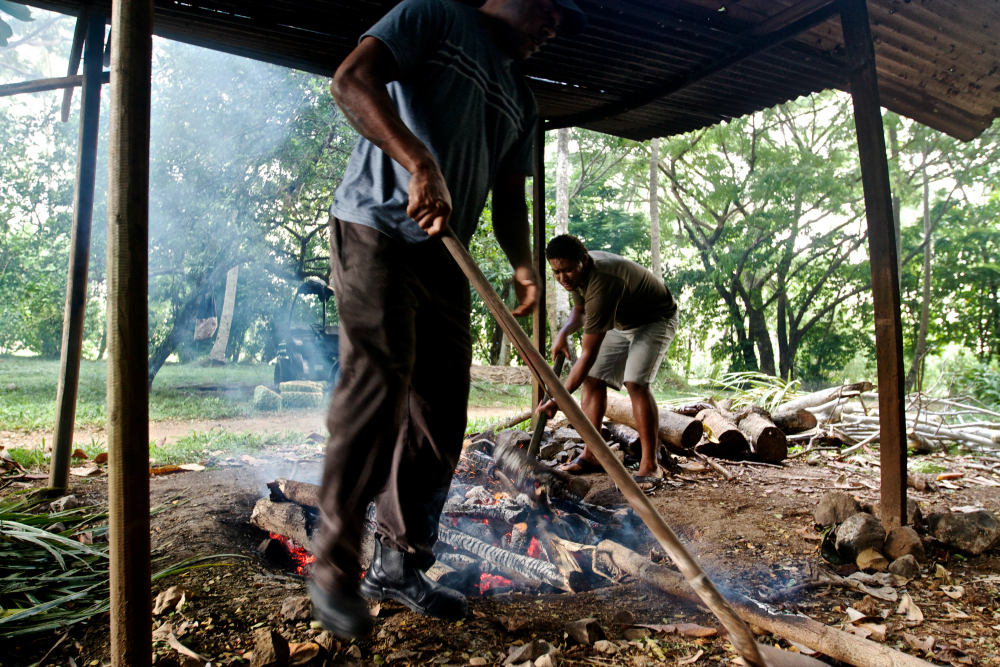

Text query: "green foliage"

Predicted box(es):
[956, 363, 1000, 410]
[710, 371, 801, 411]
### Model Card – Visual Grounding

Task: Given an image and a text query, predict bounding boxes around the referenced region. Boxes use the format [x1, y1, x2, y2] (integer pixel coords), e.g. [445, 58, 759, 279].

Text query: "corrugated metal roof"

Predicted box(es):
[15, 0, 1000, 140]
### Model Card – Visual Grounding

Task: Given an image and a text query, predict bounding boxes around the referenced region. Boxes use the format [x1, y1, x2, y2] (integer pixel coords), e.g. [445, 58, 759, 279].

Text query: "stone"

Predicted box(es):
[281, 595, 312, 621]
[552, 427, 582, 443]
[535, 655, 558, 667]
[496, 430, 532, 451]
[593, 640, 618, 655]
[927, 511, 1000, 556]
[814, 492, 862, 526]
[505, 641, 557, 665]
[888, 554, 921, 580]
[623, 628, 651, 640]
[538, 442, 563, 460]
[49, 495, 80, 513]
[346, 645, 363, 659]
[835, 512, 886, 562]
[251, 629, 289, 667]
[253, 385, 282, 411]
[883, 526, 926, 562]
[865, 499, 923, 528]
[315, 631, 338, 653]
[564, 618, 605, 645]
[610, 609, 635, 626]
[470, 659, 488, 666]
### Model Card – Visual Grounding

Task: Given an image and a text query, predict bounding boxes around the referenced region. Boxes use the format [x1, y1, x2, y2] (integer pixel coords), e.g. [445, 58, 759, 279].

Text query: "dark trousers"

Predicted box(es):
[313, 218, 472, 593]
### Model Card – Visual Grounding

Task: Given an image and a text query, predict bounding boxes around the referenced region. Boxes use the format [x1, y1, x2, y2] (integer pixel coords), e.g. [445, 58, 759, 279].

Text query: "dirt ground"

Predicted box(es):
[5, 446, 1000, 667]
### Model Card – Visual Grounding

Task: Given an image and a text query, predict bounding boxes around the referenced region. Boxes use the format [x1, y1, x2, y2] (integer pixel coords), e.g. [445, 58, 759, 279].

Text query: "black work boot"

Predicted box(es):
[307, 580, 373, 639]
[359, 539, 468, 620]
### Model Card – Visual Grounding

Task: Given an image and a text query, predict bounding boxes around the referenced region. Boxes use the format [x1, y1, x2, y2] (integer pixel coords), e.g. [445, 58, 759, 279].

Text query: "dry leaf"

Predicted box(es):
[795, 526, 822, 541]
[902, 634, 934, 654]
[855, 548, 889, 572]
[69, 465, 101, 477]
[941, 585, 964, 600]
[856, 623, 887, 642]
[845, 624, 872, 640]
[786, 641, 817, 656]
[674, 623, 717, 638]
[896, 593, 923, 624]
[834, 473, 852, 488]
[936, 472, 963, 481]
[93, 452, 108, 464]
[167, 632, 207, 661]
[149, 465, 182, 476]
[845, 608, 868, 623]
[677, 649, 704, 665]
[950, 505, 986, 513]
[178, 463, 206, 472]
[942, 603, 969, 619]
[368, 603, 382, 617]
[153, 585, 192, 615]
[636, 624, 676, 634]
[289, 642, 320, 666]
[935, 564, 952, 582]
[856, 583, 897, 602]
[152, 622, 173, 642]
[71, 448, 87, 459]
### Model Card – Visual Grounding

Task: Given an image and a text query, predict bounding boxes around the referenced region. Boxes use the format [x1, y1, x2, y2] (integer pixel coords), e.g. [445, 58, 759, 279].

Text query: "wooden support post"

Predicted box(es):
[841, 0, 907, 530]
[531, 120, 547, 415]
[49, 15, 105, 492]
[106, 0, 153, 662]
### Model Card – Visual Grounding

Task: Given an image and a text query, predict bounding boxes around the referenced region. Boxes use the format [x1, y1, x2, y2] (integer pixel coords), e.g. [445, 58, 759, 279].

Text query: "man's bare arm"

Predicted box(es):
[539, 329, 604, 417]
[331, 36, 451, 235]
[493, 172, 538, 316]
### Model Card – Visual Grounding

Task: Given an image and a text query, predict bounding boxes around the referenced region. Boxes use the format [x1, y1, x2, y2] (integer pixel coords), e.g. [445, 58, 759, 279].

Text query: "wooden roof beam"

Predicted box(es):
[0, 70, 109, 97]
[545, 0, 841, 129]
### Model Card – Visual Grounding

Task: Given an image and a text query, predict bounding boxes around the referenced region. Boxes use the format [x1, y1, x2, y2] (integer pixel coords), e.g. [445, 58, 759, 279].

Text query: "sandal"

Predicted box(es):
[558, 455, 604, 475]
[619, 473, 664, 495]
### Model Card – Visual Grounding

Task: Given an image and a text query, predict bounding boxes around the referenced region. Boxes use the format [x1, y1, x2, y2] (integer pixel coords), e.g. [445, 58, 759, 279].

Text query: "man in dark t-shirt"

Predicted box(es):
[310, 0, 586, 639]
[540, 235, 679, 491]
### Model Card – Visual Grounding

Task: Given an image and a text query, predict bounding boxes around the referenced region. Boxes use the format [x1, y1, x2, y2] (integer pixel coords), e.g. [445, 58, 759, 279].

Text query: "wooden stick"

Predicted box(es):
[482, 409, 533, 434]
[0, 72, 109, 98]
[438, 525, 568, 590]
[527, 353, 565, 458]
[440, 229, 771, 667]
[61, 7, 90, 122]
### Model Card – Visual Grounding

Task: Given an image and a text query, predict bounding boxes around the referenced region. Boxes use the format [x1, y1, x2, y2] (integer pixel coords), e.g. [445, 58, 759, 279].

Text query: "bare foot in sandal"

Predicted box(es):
[558, 454, 603, 475]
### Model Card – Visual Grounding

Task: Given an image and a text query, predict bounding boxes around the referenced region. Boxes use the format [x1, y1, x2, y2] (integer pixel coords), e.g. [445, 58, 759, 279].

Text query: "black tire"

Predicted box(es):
[274, 359, 286, 389]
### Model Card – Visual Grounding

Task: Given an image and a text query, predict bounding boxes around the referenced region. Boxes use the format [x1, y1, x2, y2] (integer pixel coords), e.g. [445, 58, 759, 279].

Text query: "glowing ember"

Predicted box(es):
[526, 536, 541, 559]
[479, 572, 513, 594]
[268, 532, 316, 575]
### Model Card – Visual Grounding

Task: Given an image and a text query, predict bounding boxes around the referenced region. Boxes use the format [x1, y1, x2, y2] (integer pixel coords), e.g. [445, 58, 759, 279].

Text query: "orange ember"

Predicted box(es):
[269, 532, 316, 575]
[479, 572, 513, 594]
[526, 536, 541, 559]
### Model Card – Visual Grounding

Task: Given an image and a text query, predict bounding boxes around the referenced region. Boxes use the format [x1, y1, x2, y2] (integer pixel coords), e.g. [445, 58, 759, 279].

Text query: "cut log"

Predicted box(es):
[268, 478, 321, 509]
[605, 422, 640, 455]
[735, 407, 788, 463]
[438, 525, 572, 591]
[695, 409, 749, 459]
[250, 498, 314, 552]
[595, 540, 935, 667]
[770, 408, 817, 434]
[442, 502, 528, 525]
[773, 382, 873, 415]
[604, 394, 702, 451]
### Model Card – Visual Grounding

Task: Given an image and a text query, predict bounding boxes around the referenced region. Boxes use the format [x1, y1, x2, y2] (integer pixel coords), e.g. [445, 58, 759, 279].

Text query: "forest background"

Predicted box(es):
[2, 8, 999, 402]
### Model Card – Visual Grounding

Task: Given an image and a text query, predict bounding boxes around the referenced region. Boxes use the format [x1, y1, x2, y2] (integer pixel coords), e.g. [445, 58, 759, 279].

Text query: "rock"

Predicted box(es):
[251, 628, 289, 667]
[927, 511, 1000, 556]
[505, 640, 557, 665]
[583, 485, 627, 507]
[253, 385, 283, 411]
[883, 526, 926, 562]
[470, 659, 488, 666]
[346, 645, 362, 659]
[552, 428, 582, 443]
[611, 609, 635, 626]
[554, 451, 571, 464]
[315, 631, 338, 653]
[281, 595, 312, 621]
[535, 655, 558, 667]
[496, 429, 532, 451]
[835, 512, 886, 562]
[865, 499, 923, 528]
[888, 554, 921, 580]
[49, 495, 80, 513]
[814, 492, 862, 526]
[593, 640, 618, 655]
[564, 618, 605, 645]
[623, 628, 651, 640]
[538, 442, 563, 459]
[46, 522, 67, 533]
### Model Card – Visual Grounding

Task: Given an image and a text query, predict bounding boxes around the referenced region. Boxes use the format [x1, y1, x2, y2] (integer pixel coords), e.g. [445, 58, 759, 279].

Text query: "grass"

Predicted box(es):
[0, 357, 273, 431]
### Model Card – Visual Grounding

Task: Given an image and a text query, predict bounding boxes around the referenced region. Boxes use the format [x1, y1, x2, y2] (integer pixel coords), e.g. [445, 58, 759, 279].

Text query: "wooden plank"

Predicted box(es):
[840, 0, 907, 531]
[49, 15, 106, 493]
[0, 72, 109, 97]
[531, 120, 547, 416]
[106, 0, 153, 663]
[61, 6, 91, 122]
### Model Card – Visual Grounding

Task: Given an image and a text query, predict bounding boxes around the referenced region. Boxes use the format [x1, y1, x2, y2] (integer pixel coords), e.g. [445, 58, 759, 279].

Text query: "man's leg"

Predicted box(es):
[624, 381, 659, 477]
[311, 219, 417, 636]
[358, 241, 470, 619]
[576, 376, 608, 465]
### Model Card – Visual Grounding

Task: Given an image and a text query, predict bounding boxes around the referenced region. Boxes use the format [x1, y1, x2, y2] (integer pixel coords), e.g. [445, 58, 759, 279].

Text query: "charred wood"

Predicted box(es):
[493, 433, 591, 502]
[250, 498, 314, 552]
[605, 422, 640, 456]
[438, 525, 570, 591]
[267, 478, 321, 508]
[441, 501, 528, 525]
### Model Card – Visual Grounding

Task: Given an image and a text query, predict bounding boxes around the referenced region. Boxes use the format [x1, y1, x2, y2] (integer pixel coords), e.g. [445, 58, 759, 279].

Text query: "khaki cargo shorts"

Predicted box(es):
[587, 312, 679, 390]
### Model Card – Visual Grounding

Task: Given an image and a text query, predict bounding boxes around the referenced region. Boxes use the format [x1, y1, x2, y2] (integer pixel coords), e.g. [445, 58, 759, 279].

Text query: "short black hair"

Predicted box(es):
[546, 234, 588, 263]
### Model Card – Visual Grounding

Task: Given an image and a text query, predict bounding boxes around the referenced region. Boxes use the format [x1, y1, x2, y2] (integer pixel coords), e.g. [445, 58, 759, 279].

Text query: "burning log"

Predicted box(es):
[594, 540, 935, 667]
[267, 478, 321, 508]
[695, 409, 749, 459]
[493, 433, 590, 502]
[250, 498, 314, 552]
[604, 394, 702, 452]
[438, 525, 575, 591]
[442, 501, 527, 525]
[734, 407, 788, 464]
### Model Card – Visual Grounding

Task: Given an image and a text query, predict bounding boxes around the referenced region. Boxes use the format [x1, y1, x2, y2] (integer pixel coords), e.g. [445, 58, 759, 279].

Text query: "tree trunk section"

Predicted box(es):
[736, 409, 787, 463]
[650, 137, 661, 277]
[905, 155, 932, 392]
[209, 265, 239, 364]
[771, 408, 817, 434]
[250, 498, 314, 552]
[549, 128, 572, 348]
[604, 393, 702, 451]
[695, 408, 749, 459]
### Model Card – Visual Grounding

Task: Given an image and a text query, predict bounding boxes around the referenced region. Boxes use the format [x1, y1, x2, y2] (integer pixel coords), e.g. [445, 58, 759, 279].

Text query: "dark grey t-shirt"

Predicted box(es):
[571, 251, 678, 334]
[331, 0, 538, 245]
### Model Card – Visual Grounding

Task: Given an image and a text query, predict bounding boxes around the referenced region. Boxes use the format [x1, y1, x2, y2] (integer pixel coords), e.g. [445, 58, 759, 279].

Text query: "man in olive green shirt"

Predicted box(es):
[539, 235, 679, 489]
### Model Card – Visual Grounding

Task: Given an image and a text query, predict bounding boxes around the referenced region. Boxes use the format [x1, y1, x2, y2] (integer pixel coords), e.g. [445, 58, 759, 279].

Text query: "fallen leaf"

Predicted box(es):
[934, 646, 973, 665]
[943, 603, 969, 619]
[369, 603, 382, 617]
[71, 448, 87, 459]
[949, 505, 985, 513]
[845, 608, 868, 623]
[674, 623, 716, 638]
[153, 586, 192, 615]
[935, 564, 952, 582]
[896, 593, 923, 624]
[795, 526, 822, 541]
[786, 641, 817, 656]
[834, 473, 851, 488]
[845, 624, 872, 640]
[636, 624, 676, 634]
[936, 472, 963, 481]
[69, 465, 101, 477]
[178, 463, 206, 472]
[155, 436, 167, 447]
[857, 623, 887, 641]
[93, 452, 108, 464]
[856, 583, 897, 602]
[167, 632, 207, 662]
[941, 585, 964, 600]
[149, 465, 183, 476]
[288, 642, 320, 666]
[902, 634, 934, 654]
[152, 622, 173, 642]
[677, 649, 704, 665]
[855, 548, 889, 572]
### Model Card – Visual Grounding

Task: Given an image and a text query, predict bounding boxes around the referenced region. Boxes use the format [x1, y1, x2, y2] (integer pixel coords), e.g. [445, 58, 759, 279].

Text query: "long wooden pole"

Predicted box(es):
[49, 15, 106, 492]
[531, 120, 547, 416]
[442, 229, 798, 667]
[0, 72, 109, 98]
[106, 0, 153, 662]
[841, 0, 907, 531]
